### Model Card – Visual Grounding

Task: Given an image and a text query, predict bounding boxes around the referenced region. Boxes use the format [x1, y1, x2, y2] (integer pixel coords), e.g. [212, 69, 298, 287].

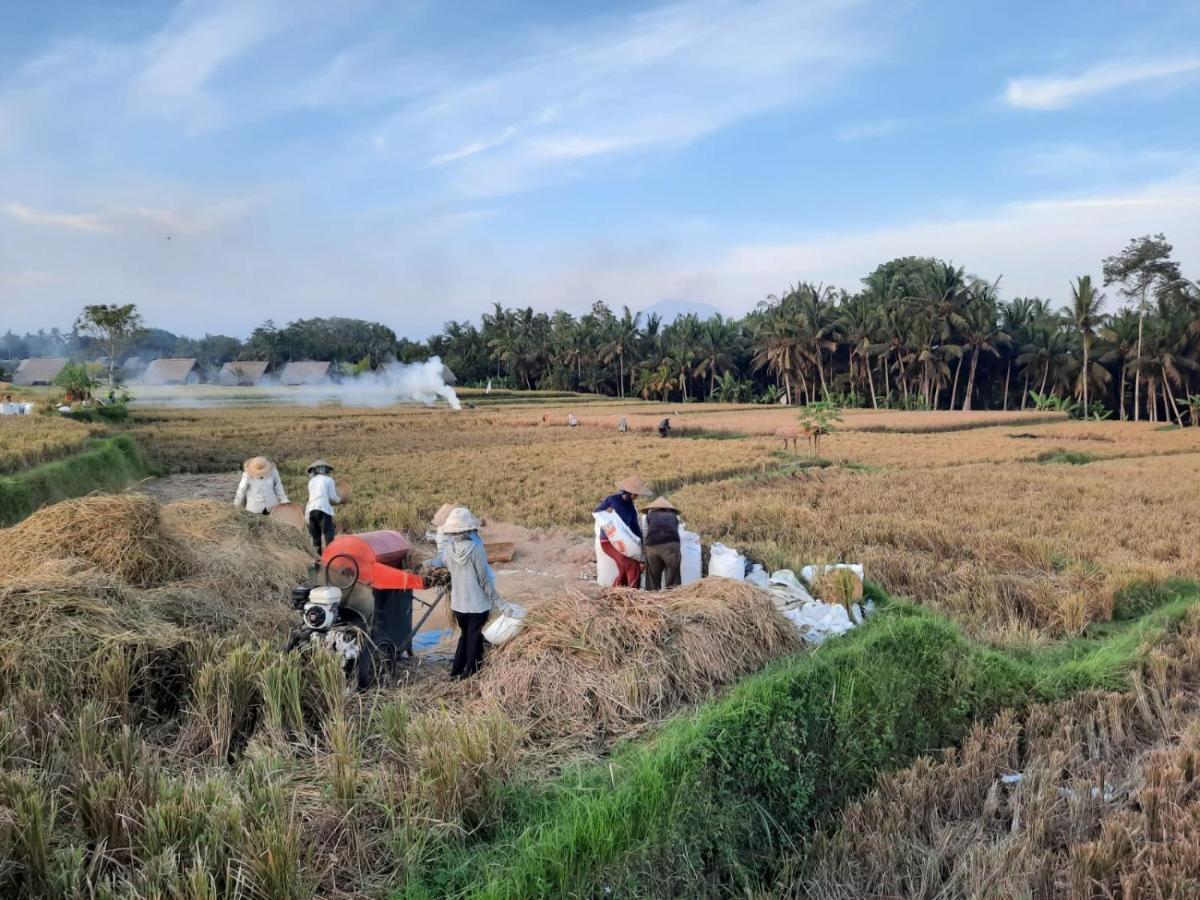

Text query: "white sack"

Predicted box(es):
[679, 527, 702, 586]
[593, 511, 643, 560]
[708, 542, 746, 580]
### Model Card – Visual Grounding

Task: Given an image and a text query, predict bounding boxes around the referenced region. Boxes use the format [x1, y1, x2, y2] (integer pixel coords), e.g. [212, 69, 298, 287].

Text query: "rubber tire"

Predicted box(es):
[354, 634, 376, 691]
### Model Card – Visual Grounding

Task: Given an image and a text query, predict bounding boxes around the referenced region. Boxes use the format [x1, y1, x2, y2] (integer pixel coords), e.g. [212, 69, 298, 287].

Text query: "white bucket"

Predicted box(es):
[483, 605, 526, 645]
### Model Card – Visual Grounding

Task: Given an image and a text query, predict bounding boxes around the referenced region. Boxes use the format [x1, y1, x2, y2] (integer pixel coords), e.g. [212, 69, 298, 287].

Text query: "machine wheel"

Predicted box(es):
[284, 629, 310, 652]
[354, 637, 377, 691]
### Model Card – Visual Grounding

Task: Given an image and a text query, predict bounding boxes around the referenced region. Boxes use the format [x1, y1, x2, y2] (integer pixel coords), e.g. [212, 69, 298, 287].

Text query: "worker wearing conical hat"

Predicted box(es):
[233, 456, 288, 515]
[594, 475, 653, 588]
[643, 496, 682, 590]
[435, 507, 511, 679]
[430, 502, 495, 587]
[304, 460, 341, 556]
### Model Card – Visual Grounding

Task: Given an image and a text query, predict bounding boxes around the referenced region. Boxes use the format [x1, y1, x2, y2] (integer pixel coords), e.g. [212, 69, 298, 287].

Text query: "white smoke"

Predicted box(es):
[128, 355, 461, 409]
[382, 357, 461, 410]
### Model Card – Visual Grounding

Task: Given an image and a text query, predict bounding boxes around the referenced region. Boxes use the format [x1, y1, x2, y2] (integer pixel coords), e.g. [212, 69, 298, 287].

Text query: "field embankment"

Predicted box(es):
[0, 434, 152, 526]
[402, 583, 1198, 899]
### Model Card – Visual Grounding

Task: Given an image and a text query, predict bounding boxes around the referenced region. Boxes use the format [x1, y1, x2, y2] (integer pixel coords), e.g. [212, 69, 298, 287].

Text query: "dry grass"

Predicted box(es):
[676, 454, 1200, 638]
[0, 415, 93, 473]
[462, 580, 801, 748]
[789, 609, 1200, 899]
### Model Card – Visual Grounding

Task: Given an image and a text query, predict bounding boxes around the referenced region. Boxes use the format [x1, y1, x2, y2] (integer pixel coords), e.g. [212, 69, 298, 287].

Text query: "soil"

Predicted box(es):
[132, 472, 601, 651]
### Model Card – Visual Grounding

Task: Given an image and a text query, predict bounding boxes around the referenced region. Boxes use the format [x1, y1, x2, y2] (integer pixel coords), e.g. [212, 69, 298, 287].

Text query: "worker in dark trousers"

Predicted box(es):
[304, 460, 341, 556]
[658, 417, 671, 438]
[436, 507, 512, 679]
[643, 496, 682, 590]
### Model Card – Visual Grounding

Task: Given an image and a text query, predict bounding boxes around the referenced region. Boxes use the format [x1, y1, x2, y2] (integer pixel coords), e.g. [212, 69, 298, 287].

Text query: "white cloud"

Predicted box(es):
[4, 202, 112, 233]
[1004, 57, 1200, 110]
[383, 0, 877, 197]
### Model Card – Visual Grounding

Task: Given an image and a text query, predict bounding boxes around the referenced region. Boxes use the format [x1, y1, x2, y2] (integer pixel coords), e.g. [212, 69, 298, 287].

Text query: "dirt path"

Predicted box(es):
[132, 474, 600, 651]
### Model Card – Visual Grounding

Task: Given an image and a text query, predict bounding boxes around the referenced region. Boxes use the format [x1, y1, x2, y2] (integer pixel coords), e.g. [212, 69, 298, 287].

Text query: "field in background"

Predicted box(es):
[127, 397, 1200, 640]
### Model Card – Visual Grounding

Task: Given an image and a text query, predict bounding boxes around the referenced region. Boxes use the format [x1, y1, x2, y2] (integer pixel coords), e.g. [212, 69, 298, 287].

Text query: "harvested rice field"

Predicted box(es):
[3, 394, 1200, 898]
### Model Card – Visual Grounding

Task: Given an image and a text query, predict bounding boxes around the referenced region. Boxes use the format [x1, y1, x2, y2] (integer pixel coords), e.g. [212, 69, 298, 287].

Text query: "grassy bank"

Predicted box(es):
[0, 434, 152, 525]
[403, 582, 1199, 899]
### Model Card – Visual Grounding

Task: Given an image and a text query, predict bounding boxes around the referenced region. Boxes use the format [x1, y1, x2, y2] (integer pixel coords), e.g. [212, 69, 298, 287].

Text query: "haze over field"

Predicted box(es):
[1, 0, 1199, 337]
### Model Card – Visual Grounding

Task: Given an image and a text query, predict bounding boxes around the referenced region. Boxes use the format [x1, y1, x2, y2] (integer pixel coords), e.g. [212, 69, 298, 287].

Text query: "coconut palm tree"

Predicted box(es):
[838, 292, 882, 408]
[600, 306, 642, 399]
[1063, 275, 1106, 417]
[959, 283, 1009, 410]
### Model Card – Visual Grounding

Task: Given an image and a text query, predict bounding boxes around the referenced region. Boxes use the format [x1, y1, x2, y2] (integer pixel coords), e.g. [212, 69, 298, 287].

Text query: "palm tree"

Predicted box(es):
[838, 292, 881, 408]
[959, 284, 1009, 411]
[751, 313, 801, 405]
[693, 316, 738, 398]
[600, 306, 641, 399]
[1063, 276, 1105, 417]
[1098, 310, 1139, 420]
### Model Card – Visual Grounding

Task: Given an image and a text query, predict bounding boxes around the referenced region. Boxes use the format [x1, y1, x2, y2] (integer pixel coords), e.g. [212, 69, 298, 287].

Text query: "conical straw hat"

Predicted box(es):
[438, 507, 481, 535]
[644, 495, 678, 512]
[432, 502, 463, 528]
[614, 474, 653, 496]
[244, 456, 273, 478]
[307, 459, 333, 474]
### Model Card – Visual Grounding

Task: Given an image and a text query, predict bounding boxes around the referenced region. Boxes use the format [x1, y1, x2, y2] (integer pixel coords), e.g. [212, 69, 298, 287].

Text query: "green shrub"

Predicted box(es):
[0, 435, 151, 526]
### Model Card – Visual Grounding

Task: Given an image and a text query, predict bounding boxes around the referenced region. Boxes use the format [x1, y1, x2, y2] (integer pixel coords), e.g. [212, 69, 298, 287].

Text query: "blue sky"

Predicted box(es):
[1, 0, 1198, 339]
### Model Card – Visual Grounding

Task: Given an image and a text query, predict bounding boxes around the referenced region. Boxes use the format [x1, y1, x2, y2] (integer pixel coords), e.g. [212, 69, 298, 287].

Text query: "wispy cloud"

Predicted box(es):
[387, 0, 878, 197]
[1004, 57, 1200, 110]
[4, 202, 112, 233]
[834, 118, 903, 142]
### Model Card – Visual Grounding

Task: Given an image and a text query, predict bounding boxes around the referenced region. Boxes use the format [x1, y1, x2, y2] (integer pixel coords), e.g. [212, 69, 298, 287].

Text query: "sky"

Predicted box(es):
[1, 0, 1198, 340]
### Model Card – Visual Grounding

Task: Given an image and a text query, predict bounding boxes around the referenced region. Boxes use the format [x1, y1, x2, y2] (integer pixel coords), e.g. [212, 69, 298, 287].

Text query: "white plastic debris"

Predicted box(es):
[746, 564, 770, 588]
[763, 564, 872, 643]
[801, 563, 865, 583]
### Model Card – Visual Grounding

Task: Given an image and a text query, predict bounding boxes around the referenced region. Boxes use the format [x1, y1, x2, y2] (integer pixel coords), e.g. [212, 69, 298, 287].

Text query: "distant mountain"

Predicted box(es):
[639, 299, 724, 323]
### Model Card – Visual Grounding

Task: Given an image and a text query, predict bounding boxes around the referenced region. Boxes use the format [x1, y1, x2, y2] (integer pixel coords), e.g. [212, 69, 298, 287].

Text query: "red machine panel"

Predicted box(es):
[322, 531, 424, 591]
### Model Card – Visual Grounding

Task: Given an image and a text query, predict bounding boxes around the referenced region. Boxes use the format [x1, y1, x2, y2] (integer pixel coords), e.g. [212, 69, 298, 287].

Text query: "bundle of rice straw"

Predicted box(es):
[473, 579, 801, 747]
[5, 494, 190, 588]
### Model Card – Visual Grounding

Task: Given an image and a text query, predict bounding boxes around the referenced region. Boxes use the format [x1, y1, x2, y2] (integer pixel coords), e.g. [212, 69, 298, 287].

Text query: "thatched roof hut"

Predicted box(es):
[279, 361, 331, 386]
[141, 358, 200, 386]
[14, 358, 68, 386]
[218, 361, 269, 386]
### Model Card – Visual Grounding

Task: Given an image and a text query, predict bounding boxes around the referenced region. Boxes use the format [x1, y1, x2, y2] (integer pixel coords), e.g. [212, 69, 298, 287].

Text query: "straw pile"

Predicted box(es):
[7, 494, 190, 587]
[0, 495, 311, 700]
[473, 579, 802, 747]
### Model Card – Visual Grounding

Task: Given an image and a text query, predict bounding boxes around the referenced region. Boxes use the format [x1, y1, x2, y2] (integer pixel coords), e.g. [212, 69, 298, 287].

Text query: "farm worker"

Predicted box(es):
[642, 496, 682, 590]
[435, 507, 512, 679]
[568, 413, 579, 427]
[618, 417, 629, 433]
[304, 460, 341, 556]
[233, 456, 288, 515]
[595, 475, 653, 588]
[658, 417, 671, 438]
[430, 502, 496, 587]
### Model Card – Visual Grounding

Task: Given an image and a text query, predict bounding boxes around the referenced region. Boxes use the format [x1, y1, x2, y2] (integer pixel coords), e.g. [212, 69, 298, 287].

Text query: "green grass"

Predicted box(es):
[400, 582, 1199, 899]
[1034, 449, 1096, 465]
[0, 434, 153, 525]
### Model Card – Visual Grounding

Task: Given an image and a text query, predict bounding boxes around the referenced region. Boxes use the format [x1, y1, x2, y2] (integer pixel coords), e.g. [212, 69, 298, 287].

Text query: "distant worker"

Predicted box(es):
[568, 413, 579, 428]
[234, 456, 288, 515]
[304, 459, 341, 556]
[595, 475, 653, 588]
[642, 496, 682, 590]
[430, 502, 495, 587]
[658, 417, 671, 438]
[618, 417, 629, 433]
[434, 507, 511, 679]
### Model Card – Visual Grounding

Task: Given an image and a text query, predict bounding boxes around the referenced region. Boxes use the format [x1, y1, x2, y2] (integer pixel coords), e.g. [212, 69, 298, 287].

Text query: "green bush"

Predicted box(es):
[63, 404, 130, 424]
[403, 591, 1197, 899]
[0, 435, 152, 525]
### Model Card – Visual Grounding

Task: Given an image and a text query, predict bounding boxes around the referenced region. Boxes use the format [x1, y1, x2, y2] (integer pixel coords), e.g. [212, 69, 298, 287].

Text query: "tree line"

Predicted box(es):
[4, 233, 1196, 421]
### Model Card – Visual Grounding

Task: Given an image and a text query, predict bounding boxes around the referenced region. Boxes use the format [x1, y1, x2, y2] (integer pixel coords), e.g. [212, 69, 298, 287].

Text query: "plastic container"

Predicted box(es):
[483, 604, 527, 645]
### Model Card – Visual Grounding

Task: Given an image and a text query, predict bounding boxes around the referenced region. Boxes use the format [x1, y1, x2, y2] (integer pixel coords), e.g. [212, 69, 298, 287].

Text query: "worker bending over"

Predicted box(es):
[234, 456, 288, 515]
[643, 496, 682, 590]
[595, 475, 652, 588]
[434, 507, 511, 679]
[305, 460, 341, 556]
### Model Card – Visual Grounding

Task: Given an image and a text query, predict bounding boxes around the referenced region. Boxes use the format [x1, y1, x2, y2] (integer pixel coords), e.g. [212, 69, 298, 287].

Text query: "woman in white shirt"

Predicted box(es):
[305, 459, 341, 556]
[233, 457, 288, 515]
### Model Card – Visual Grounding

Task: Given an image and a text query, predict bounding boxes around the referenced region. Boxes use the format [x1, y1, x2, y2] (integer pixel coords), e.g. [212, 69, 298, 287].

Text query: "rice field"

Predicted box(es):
[5, 394, 1200, 897]
[0, 415, 94, 473]
[128, 399, 1200, 639]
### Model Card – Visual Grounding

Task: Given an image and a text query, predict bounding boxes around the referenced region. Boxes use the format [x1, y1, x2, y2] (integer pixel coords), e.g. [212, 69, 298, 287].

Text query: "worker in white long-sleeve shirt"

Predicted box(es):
[233, 456, 288, 515]
[304, 459, 341, 556]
